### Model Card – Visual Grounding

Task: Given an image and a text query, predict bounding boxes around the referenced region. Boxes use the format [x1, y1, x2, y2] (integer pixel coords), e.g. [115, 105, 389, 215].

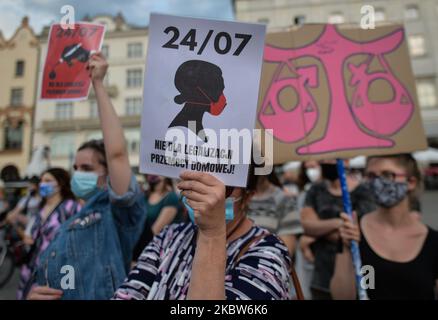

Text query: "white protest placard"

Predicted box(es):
[140, 13, 266, 187]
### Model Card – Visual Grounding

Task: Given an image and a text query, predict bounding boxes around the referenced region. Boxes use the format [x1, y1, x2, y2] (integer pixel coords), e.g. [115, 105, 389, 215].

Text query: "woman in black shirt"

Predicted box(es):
[331, 154, 438, 300]
[301, 160, 376, 300]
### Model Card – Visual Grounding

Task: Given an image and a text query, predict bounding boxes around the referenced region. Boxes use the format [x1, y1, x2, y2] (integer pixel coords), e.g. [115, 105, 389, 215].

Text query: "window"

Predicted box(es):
[126, 69, 142, 87]
[127, 43, 143, 58]
[55, 102, 73, 120]
[90, 100, 98, 118]
[101, 45, 109, 59]
[408, 35, 426, 57]
[328, 12, 345, 24]
[15, 60, 25, 77]
[4, 120, 23, 150]
[129, 140, 139, 154]
[417, 80, 437, 108]
[125, 97, 142, 115]
[294, 15, 306, 26]
[405, 5, 419, 20]
[375, 8, 386, 22]
[50, 134, 75, 157]
[125, 129, 140, 154]
[10, 88, 23, 106]
[87, 131, 103, 141]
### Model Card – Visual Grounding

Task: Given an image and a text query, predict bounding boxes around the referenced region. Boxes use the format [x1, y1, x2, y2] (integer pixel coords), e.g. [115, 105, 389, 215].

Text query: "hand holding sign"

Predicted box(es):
[178, 171, 226, 238]
[339, 212, 360, 246]
[87, 52, 108, 83]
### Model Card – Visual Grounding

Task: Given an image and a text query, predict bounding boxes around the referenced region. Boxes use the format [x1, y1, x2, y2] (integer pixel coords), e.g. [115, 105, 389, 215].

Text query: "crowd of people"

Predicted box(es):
[0, 53, 437, 300]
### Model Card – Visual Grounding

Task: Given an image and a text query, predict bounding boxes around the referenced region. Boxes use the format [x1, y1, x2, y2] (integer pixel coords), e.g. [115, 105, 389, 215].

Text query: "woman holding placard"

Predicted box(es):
[114, 164, 296, 300]
[301, 160, 376, 300]
[330, 154, 438, 300]
[26, 53, 147, 300]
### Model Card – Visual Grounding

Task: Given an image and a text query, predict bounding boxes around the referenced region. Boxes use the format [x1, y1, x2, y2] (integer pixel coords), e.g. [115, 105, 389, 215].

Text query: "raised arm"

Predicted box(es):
[89, 52, 131, 195]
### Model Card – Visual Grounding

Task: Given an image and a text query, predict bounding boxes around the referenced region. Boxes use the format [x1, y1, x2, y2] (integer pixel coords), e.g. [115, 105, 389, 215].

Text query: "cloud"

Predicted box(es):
[0, 0, 234, 39]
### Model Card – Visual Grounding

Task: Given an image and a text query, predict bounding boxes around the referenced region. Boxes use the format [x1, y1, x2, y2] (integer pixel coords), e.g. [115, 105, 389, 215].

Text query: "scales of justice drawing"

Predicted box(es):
[258, 24, 424, 159]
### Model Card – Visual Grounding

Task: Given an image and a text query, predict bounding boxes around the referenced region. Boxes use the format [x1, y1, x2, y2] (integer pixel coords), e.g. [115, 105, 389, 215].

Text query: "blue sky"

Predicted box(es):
[0, 0, 235, 38]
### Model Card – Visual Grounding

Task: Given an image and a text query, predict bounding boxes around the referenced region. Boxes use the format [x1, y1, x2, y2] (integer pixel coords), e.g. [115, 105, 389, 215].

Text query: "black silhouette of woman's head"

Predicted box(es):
[169, 60, 227, 142]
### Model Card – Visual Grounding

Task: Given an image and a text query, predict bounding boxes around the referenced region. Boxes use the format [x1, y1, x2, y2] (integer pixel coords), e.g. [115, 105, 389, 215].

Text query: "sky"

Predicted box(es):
[0, 0, 235, 38]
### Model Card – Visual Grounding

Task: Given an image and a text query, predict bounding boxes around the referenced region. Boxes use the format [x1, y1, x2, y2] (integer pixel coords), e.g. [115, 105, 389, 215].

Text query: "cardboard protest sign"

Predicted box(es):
[256, 24, 427, 164]
[140, 14, 266, 187]
[40, 23, 105, 100]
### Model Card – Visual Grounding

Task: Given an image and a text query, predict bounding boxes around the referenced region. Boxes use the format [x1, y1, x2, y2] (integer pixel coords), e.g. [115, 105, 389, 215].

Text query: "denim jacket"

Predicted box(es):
[34, 174, 147, 300]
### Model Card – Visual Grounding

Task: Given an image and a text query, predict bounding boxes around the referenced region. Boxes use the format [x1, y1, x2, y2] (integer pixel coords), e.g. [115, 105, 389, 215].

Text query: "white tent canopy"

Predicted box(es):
[349, 156, 367, 169]
[413, 148, 438, 163]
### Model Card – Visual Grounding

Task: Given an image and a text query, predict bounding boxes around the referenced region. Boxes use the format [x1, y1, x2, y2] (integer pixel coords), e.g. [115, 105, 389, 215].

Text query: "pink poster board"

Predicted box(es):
[257, 24, 427, 163]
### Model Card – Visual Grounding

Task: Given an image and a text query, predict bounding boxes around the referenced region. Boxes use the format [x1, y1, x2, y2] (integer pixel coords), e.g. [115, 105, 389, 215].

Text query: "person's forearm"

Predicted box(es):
[187, 232, 227, 300]
[6, 207, 20, 224]
[93, 80, 130, 194]
[330, 249, 356, 300]
[302, 218, 342, 238]
[151, 208, 178, 235]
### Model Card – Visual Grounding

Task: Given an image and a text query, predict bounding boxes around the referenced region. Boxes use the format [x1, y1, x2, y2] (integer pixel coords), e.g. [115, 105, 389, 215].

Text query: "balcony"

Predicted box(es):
[41, 115, 141, 132]
[0, 148, 23, 155]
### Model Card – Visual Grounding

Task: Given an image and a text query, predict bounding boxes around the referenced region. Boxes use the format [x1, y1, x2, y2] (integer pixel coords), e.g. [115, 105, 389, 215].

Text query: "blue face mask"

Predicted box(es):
[71, 171, 99, 200]
[182, 196, 238, 224]
[39, 182, 56, 198]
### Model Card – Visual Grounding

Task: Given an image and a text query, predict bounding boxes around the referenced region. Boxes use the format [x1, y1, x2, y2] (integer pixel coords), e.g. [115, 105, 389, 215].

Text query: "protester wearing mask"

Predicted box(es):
[331, 154, 438, 300]
[114, 164, 294, 300]
[297, 161, 321, 210]
[295, 160, 321, 300]
[301, 159, 375, 300]
[17, 168, 81, 299]
[282, 161, 301, 197]
[27, 53, 147, 300]
[246, 170, 302, 258]
[5, 176, 41, 236]
[132, 174, 182, 261]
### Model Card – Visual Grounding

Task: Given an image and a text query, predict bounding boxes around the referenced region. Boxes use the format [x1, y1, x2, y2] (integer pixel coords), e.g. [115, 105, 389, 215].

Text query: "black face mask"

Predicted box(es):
[30, 189, 37, 197]
[321, 163, 339, 182]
